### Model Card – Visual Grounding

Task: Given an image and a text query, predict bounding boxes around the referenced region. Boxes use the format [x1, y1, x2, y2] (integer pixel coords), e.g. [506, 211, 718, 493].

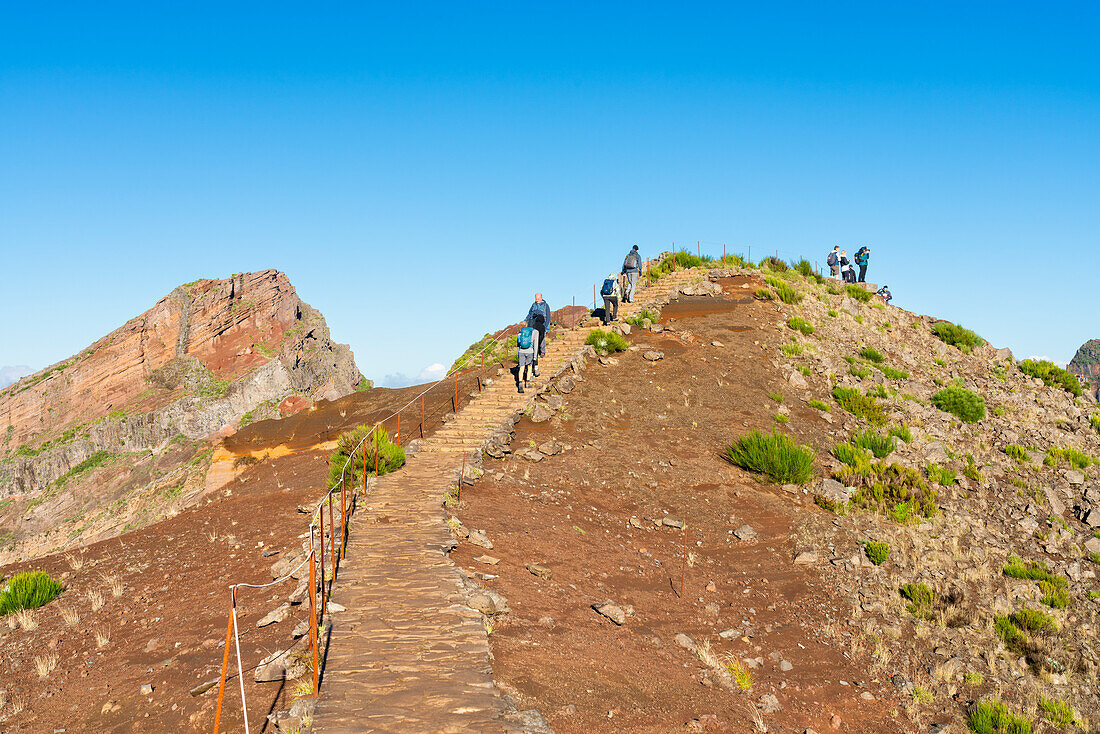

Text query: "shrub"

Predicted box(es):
[833, 441, 872, 471]
[585, 329, 629, 354]
[1004, 444, 1029, 463]
[931, 321, 984, 354]
[899, 583, 934, 619]
[963, 454, 983, 482]
[889, 424, 913, 443]
[852, 429, 895, 458]
[768, 392, 784, 403]
[827, 309, 838, 317]
[759, 256, 788, 272]
[859, 347, 884, 363]
[329, 426, 405, 488]
[963, 671, 984, 686]
[849, 364, 871, 379]
[1018, 359, 1082, 397]
[787, 317, 814, 335]
[1011, 608, 1058, 633]
[773, 413, 789, 424]
[880, 365, 909, 380]
[931, 385, 986, 423]
[865, 541, 890, 565]
[0, 571, 62, 615]
[725, 430, 815, 485]
[764, 276, 802, 304]
[1002, 555, 1069, 608]
[1091, 413, 1100, 434]
[967, 699, 1032, 734]
[845, 284, 872, 303]
[846, 462, 939, 520]
[994, 615, 1027, 648]
[624, 308, 659, 327]
[808, 399, 830, 412]
[925, 463, 957, 487]
[780, 343, 804, 357]
[1044, 445, 1096, 470]
[754, 288, 775, 300]
[866, 383, 888, 398]
[832, 385, 887, 426]
[1039, 697, 1080, 729]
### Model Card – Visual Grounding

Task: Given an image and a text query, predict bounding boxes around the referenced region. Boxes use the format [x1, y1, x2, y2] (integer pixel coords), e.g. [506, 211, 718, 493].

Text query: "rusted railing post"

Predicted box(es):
[340, 478, 347, 559]
[420, 394, 425, 438]
[328, 494, 336, 584]
[697, 241, 700, 260]
[374, 427, 380, 476]
[318, 511, 326, 612]
[453, 372, 458, 412]
[396, 412, 401, 445]
[479, 357, 483, 392]
[571, 297, 575, 329]
[308, 546, 319, 693]
[211, 598, 235, 734]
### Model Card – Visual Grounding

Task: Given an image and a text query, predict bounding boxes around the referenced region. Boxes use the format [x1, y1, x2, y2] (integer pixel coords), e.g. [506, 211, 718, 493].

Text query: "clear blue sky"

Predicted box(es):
[2, 2, 1098, 385]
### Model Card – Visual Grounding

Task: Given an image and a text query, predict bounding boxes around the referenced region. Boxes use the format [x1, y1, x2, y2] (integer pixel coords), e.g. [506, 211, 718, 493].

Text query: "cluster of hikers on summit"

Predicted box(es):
[511, 243, 891, 392]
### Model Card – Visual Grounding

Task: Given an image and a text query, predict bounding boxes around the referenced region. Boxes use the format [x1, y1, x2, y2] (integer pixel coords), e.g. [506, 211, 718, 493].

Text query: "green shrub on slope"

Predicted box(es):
[1018, 359, 1082, 397]
[931, 385, 986, 423]
[725, 430, 815, 484]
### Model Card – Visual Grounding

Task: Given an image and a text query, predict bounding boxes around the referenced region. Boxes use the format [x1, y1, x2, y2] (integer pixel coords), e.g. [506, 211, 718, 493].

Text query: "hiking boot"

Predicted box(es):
[533, 367, 540, 377]
[517, 383, 524, 394]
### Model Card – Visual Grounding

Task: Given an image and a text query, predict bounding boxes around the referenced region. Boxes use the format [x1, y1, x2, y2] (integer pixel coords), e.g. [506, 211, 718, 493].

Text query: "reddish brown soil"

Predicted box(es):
[454, 279, 910, 733]
[0, 376, 482, 733]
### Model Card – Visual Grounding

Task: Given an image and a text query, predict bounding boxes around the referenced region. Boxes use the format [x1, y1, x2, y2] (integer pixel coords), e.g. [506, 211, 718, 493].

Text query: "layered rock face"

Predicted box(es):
[1, 270, 362, 497]
[1069, 338, 1100, 399]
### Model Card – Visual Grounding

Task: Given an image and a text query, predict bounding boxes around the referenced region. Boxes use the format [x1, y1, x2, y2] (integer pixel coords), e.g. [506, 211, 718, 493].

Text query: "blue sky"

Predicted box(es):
[2, 2, 1098, 384]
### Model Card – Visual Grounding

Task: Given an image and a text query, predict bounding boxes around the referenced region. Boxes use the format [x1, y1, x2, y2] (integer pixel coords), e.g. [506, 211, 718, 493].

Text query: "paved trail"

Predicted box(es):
[312, 269, 699, 733]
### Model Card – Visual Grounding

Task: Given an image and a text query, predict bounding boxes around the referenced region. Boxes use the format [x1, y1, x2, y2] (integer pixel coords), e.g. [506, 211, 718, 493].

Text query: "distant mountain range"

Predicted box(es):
[1068, 338, 1100, 398]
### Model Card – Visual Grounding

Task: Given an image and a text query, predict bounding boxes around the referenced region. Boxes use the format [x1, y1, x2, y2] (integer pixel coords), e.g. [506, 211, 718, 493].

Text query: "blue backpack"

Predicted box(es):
[517, 327, 533, 350]
[601, 278, 616, 296]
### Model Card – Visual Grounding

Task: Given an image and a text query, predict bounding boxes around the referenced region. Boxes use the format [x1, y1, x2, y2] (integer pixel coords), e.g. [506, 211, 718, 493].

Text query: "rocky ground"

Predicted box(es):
[451, 264, 1100, 733]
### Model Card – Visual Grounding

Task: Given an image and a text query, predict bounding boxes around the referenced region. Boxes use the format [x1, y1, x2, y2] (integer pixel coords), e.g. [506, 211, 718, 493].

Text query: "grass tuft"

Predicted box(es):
[329, 426, 406, 489]
[585, 329, 629, 354]
[0, 571, 62, 615]
[765, 276, 802, 304]
[1003, 444, 1030, 463]
[787, 317, 814, 335]
[967, 699, 1032, 734]
[1038, 697, 1079, 729]
[725, 429, 815, 485]
[852, 429, 896, 458]
[859, 347, 884, 363]
[899, 583, 935, 619]
[808, 399, 830, 412]
[888, 424, 913, 443]
[832, 385, 887, 426]
[845, 284, 873, 302]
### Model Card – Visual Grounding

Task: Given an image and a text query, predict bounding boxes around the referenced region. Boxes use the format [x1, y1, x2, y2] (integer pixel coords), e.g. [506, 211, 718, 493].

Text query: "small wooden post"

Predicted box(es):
[420, 395, 425, 439]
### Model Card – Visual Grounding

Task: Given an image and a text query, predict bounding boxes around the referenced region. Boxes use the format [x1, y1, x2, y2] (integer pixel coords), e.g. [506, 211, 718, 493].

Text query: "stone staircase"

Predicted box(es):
[310, 266, 703, 733]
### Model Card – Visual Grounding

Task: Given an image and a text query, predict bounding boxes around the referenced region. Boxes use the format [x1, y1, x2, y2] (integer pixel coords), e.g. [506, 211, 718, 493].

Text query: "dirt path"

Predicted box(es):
[452, 275, 909, 732]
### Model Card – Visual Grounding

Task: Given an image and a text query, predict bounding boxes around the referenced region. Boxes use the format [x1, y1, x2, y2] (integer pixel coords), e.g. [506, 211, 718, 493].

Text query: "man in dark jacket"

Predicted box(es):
[525, 294, 550, 376]
[855, 246, 870, 283]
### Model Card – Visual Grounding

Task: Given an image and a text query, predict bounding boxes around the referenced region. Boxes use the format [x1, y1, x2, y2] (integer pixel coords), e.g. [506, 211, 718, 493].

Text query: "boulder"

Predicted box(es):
[557, 375, 576, 394]
[643, 350, 664, 362]
[468, 589, 510, 615]
[545, 394, 564, 410]
[816, 478, 851, 505]
[530, 404, 554, 423]
[271, 552, 306, 581]
[257, 603, 290, 628]
[468, 529, 494, 549]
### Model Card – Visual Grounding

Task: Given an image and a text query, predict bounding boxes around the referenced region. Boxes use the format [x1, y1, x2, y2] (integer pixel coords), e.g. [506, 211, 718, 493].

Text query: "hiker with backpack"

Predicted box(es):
[876, 285, 892, 304]
[855, 246, 870, 283]
[515, 321, 536, 393]
[524, 293, 550, 377]
[621, 245, 642, 302]
[827, 246, 840, 278]
[600, 273, 621, 326]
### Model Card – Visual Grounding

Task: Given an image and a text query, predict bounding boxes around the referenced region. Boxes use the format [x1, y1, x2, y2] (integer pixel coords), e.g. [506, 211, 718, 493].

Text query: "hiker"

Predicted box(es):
[621, 245, 642, 302]
[839, 250, 854, 283]
[876, 285, 892, 304]
[524, 293, 550, 377]
[600, 273, 621, 325]
[855, 246, 870, 283]
[826, 246, 840, 278]
[515, 321, 536, 393]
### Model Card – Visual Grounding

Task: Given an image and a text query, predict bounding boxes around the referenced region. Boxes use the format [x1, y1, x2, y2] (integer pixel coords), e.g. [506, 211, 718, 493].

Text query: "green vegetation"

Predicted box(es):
[865, 541, 890, 566]
[625, 308, 659, 327]
[767, 391, 784, 403]
[724, 429, 815, 485]
[834, 443, 939, 521]
[845, 284, 873, 302]
[773, 413, 789, 424]
[585, 329, 629, 354]
[0, 571, 62, 615]
[963, 671, 984, 686]
[754, 288, 775, 300]
[1004, 444, 1030, 463]
[355, 378, 372, 392]
[1011, 607, 1058, 633]
[931, 385, 986, 423]
[451, 332, 510, 371]
[764, 276, 802, 304]
[1044, 445, 1096, 470]
[1002, 555, 1070, 609]
[1038, 697, 1079, 729]
[888, 424, 913, 443]
[899, 583, 934, 620]
[859, 347, 884, 363]
[647, 251, 702, 282]
[925, 463, 956, 487]
[931, 321, 984, 354]
[808, 399, 830, 412]
[880, 365, 909, 380]
[963, 454, 983, 483]
[780, 342, 804, 357]
[852, 429, 895, 458]
[866, 383, 888, 398]
[254, 340, 276, 358]
[848, 364, 871, 379]
[832, 385, 887, 426]
[826, 309, 838, 317]
[329, 426, 405, 488]
[967, 699, 1032, 734]
[1018, 359, 1082, 397]
[759, 256, 788, 272]
[787, 317, 814, 335]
